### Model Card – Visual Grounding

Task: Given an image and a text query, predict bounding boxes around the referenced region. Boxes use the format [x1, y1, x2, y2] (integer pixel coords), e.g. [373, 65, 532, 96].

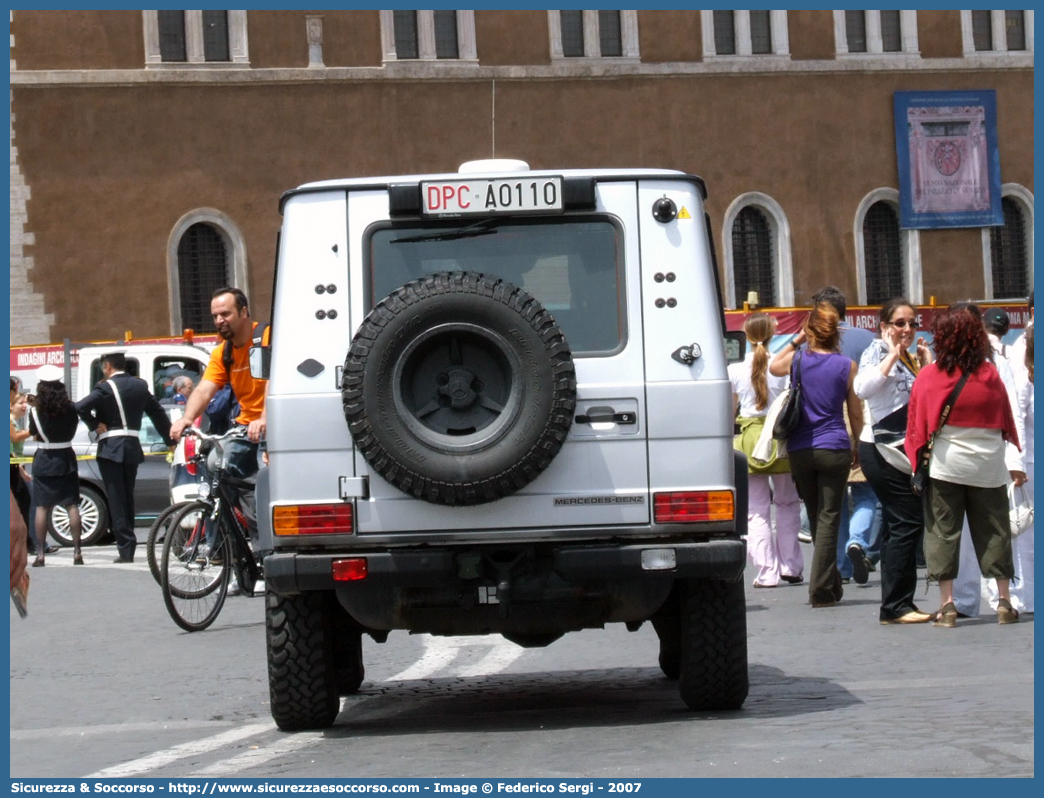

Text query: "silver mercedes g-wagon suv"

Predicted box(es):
[257, 160, 749, 730]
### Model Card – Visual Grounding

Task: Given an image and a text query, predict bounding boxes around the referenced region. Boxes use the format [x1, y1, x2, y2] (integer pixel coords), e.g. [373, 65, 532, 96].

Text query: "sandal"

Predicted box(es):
[31, 556, 45, 568]
[997, 598, 1020, 624]
[73, 550, 84, 566]
[931, 602, 958, 628]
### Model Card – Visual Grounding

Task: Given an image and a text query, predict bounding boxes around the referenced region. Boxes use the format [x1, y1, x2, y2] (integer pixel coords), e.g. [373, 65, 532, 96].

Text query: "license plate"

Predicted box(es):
[421, 177, 563, 216]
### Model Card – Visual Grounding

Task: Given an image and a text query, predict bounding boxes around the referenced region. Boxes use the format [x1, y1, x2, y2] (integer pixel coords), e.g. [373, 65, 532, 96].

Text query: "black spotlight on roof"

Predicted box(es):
[652, 196, 678, 223]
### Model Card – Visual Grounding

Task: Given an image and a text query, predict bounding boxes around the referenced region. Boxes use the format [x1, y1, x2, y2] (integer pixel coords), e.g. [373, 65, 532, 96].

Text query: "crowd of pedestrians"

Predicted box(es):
[736, 287, 1033, 627]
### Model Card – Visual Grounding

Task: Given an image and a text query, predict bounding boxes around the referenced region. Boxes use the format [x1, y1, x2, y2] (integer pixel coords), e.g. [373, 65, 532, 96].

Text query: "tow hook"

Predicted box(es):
[489, 551, 526, 618]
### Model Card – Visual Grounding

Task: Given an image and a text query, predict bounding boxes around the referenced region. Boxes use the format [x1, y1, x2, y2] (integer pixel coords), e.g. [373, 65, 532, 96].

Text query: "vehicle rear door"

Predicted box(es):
[352, 178, 651, 534]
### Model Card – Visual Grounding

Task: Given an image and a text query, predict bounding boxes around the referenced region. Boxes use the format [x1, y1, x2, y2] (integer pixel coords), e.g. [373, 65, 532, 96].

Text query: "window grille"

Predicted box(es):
[560, 11, 584, 57]
[713, 11, 736, 55]
[991, 197, 1029, 299]
[863, 202, 903, 305]
[202, 10, 229, 62]
[158, 10, 187, 62]
[880, 10, 901, 52]
[178, 224, 230, 333]
[599, 10, 622, 57]
[393, 10, 419, 59]
[1006, 10, 1026, 51]
[732, 207, 776, 308]
[749, 11, 771, 54]
[433, 10, 459, 59]
[972, 10, 993, 50]
[845, 11, 867, 53]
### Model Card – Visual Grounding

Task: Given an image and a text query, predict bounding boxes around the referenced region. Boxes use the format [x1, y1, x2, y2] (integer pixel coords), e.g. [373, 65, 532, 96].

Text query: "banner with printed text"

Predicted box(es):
[894, 89, 1003, 229]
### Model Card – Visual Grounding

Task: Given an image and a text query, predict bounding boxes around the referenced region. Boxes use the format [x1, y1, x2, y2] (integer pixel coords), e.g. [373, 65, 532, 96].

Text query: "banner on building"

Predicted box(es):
[894, 90, 1003, 230]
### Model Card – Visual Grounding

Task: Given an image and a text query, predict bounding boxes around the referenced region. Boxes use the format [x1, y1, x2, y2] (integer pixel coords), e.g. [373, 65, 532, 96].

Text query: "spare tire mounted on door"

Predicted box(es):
[342, 271, 577, 506]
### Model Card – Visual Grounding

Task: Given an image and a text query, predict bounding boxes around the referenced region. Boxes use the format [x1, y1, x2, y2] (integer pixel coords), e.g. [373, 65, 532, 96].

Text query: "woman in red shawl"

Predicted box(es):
[906, 306, 1023, 627]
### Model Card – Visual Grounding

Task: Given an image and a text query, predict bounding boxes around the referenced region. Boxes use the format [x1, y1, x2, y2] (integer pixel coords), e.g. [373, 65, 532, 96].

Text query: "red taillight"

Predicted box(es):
[332, 558, 368, 582]
[653, 491, 734, 524]
[273, 503, 353, 536]
[184, 436, 197, 476]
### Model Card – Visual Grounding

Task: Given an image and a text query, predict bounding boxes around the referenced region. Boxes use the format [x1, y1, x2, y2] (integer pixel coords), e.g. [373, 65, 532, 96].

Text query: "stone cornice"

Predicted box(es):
[10, 54, 1034, 87]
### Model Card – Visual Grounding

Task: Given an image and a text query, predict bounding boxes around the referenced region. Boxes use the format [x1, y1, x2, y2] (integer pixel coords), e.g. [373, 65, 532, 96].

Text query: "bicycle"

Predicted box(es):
[160, 426, 263, 632]
[147, 500, 197, 585]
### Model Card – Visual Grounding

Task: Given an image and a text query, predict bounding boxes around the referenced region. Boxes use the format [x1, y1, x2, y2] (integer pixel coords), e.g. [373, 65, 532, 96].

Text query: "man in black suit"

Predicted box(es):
[76, 352, 174, 563]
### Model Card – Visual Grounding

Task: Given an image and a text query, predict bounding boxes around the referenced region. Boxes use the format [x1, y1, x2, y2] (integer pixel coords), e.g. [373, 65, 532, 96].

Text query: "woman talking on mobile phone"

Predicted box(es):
[855, 298, 934, 625]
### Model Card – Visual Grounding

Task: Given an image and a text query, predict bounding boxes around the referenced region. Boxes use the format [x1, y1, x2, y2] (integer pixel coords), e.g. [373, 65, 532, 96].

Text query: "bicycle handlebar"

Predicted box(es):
[181, 425, 250, 445]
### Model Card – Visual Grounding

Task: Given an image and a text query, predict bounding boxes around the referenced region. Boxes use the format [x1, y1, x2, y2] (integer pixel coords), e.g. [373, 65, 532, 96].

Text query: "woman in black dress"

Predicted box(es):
[27, 366, 82, 566]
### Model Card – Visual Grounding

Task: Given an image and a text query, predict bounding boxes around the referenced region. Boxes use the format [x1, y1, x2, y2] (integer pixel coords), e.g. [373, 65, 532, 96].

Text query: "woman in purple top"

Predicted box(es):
[771, 303, 863, 607]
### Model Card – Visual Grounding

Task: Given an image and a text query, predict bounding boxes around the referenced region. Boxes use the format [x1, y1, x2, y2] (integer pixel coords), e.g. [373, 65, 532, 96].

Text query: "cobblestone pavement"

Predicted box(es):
[9, 541, 1034, 778]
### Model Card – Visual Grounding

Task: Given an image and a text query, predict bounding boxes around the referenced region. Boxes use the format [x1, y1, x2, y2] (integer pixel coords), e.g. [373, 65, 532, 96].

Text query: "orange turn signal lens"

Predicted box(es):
[273, 503, 353, 536]
[332, 558, 368, 582]
[653, 491, 734, 524]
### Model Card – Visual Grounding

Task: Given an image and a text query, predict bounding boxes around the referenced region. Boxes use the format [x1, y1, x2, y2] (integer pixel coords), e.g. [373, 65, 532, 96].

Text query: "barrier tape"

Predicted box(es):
[10, 451, 171, 463]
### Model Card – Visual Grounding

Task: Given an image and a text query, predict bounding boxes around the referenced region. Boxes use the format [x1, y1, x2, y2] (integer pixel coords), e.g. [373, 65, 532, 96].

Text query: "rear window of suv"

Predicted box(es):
[366, 216, 625, 355]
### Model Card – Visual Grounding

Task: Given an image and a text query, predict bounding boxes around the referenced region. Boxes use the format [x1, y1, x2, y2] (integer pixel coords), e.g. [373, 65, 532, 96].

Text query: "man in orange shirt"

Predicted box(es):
[170, 286, 269, 444]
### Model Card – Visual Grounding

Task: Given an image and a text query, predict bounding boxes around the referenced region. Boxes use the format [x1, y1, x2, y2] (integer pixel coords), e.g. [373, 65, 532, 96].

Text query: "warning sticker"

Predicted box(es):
[678, 206, 692, 219]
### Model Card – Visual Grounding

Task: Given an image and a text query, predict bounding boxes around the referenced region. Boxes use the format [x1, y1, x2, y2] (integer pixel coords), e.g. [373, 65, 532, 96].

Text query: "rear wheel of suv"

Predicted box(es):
[343, 271, 577, 506]
[678, 578, 748, 711]
[266, 590, 341, 730]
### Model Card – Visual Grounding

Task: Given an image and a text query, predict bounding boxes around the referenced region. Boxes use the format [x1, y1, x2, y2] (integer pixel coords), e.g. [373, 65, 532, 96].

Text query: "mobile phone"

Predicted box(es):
[11, 586, 28, 618]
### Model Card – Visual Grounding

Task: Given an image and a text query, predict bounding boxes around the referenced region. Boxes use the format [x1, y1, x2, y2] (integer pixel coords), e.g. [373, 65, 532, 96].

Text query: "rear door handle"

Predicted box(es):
[576, 409, 637, 425]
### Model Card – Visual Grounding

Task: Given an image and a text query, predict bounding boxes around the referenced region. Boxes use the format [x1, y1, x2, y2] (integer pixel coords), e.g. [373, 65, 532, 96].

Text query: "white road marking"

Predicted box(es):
[85, 721, 273, 778]
[12, 720, 234, 740]
[41, 546, 150, 571]
[385, 636, 464, 681]
[193, 733, 323, 776]
[386, 635, 524, 681]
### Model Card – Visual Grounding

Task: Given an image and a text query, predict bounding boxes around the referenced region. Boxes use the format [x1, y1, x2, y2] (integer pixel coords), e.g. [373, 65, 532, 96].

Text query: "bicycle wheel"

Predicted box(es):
[147, 501, 195, 586]
[161, 501, 231, 632]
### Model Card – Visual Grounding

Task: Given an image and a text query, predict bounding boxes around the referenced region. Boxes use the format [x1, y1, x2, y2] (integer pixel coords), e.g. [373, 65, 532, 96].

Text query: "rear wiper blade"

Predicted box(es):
[391, 219, 499, 244]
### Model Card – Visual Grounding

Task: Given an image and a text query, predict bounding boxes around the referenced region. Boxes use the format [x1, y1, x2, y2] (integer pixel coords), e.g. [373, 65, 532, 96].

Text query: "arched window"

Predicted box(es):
[167, 209, 248, 336]
[985, 187, 1034, 300]
[862, 201, 903, 304]
[732, 206, 776, 308]
[177, 223, 230, 332]
[722, 193, 793, 308]
[854, 189, 922, 306]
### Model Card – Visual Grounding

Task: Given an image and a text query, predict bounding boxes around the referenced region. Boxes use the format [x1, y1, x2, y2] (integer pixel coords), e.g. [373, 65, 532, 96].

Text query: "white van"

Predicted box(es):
[258, 161, 749, 730]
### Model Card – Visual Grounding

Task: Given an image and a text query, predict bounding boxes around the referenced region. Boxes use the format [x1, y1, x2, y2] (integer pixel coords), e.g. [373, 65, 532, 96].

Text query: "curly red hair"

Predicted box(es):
[931, 307, 989, 374]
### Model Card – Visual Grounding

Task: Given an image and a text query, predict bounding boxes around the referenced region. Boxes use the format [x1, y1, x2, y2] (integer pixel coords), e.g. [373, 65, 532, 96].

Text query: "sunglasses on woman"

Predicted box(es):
[886, 319, 918, 329]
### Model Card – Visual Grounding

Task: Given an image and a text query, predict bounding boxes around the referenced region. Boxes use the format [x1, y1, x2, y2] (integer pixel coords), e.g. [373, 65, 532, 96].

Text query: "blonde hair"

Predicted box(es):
[743, 313, 775, 411]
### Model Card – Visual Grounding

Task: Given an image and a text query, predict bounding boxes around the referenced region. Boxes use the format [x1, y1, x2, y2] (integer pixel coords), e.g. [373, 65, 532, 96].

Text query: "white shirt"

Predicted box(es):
[1007, 322, 1031, 394]
[854, 338, 917, 443]
[931, 426, 1009, 488]
[988, 334, 1026, 473]
[728, 350, 789, 418]
[1020, 379, 1034, 466]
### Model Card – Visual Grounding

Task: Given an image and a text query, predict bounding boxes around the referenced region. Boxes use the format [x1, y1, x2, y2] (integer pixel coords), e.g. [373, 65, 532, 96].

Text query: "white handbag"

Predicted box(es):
[1009, 482, 1034, 538]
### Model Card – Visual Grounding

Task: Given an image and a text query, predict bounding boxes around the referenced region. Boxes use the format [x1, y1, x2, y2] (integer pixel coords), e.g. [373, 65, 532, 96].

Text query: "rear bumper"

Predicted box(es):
[264, 538, 746, 595]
